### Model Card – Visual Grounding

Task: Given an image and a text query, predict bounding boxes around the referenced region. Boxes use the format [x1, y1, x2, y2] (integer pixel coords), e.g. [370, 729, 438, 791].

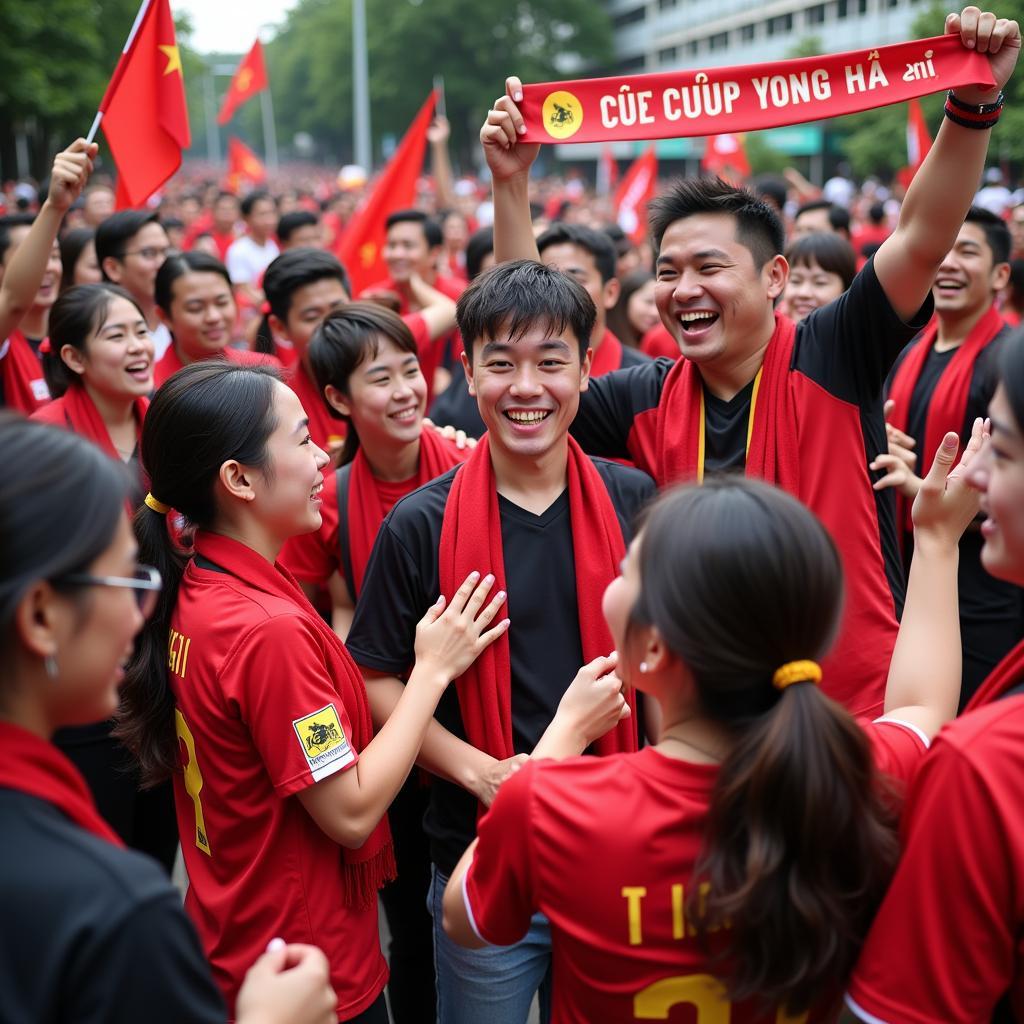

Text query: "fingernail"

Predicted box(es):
[496, 591, 506, 601]
[484, 573, 494, 585]
[518, 123, 527, 134]
[267, 937, 286, 953]
[944, 435, 957, 447]
[514, 91, 523, 101]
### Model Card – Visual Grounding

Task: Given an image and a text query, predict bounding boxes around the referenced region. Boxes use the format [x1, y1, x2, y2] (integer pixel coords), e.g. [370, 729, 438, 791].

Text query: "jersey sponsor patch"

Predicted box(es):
[292, 703, 355, 781]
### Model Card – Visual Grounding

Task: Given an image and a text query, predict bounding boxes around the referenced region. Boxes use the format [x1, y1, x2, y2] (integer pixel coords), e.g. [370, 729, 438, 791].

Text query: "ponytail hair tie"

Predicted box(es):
[144, 493, 171, 515]
[772, 660, 822, 691]
[260, 300, 272, 315]
[38, 338, 52, 354]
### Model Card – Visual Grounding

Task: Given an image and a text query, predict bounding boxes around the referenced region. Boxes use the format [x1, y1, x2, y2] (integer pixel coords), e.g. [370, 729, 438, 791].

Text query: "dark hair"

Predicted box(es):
[44, 284, 147, 398]
[0, 213, 36, 264]
[606, 269, 654, 348]
[59, 228, 97, 293]
[537, 222, 617, 283]
[794, 199, 851, 235]
[630, 480, 899, 1015]
[784, 233, 857, 291]
[1000, 329, 1024, 433]
[465, 226, 495, 281]
[214, 191, 239, 207]
[307, 303, 419, 465]
[241, 190, 275, 218]
[0, 414, 127, 641]
[278, 210, 319, 244]
[752, 174, 788, 212]
[255, 248, 351, 355]
[385, 209, 442, 249]
[964, 205, 1012, 266]
[649, 178, 785, 269]
[155, 251, 233, 315]
[868, 201, 886, 225]
[95, 210, 161, 277]
[117, 363, 280, 782]
[456, 259, 595, 364]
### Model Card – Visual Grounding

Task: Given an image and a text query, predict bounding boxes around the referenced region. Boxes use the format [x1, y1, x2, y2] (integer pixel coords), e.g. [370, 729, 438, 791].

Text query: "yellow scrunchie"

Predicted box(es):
[772, 660, 822, 691]
[144, 493, 170, 515]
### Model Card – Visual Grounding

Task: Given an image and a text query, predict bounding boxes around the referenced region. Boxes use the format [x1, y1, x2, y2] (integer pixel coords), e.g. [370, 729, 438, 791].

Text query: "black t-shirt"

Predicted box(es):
[346, 458, 656, 873]
[704, 378, 757, 474]
[0, 789, 225, 1024]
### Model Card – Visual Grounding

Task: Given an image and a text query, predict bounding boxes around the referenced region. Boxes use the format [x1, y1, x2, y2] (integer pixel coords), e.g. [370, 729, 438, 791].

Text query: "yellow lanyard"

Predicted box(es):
[696, 367, 763, 483]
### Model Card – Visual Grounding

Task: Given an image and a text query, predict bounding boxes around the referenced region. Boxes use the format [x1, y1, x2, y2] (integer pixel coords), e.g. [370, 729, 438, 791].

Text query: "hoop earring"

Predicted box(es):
[44, 654, 58, 680]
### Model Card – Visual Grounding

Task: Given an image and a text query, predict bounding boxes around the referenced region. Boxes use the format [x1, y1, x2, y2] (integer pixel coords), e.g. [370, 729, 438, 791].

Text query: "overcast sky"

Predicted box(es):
[171, 0, 299, 54]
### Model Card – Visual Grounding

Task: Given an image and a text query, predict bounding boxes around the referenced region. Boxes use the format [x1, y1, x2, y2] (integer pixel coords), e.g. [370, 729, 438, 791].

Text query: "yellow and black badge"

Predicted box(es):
[542, 90, 583, 140]
[292, 703, 355, 780]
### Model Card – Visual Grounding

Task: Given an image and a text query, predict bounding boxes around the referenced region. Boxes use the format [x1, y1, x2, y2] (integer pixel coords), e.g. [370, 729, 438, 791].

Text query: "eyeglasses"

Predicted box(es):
[53, 564, 162, 619]
[120, 247, 172, 263]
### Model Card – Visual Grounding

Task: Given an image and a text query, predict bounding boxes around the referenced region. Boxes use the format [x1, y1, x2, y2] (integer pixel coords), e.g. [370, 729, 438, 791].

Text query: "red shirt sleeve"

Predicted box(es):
[847, 732, 1021, 1023]
[220, 614, 358, 798]
[463, 764, 539, 946]
[278, 473, 341, 587]
[864, 717, 929, 788]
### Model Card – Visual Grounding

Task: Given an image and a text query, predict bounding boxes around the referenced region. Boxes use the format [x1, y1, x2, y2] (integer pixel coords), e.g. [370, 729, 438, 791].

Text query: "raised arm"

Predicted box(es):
[0, 139, 95, 341]
[428, 115, 458, 212]
[407, 272, 457, 340]
[873, 8, 1020, 321]
[480, 77, 541, 265]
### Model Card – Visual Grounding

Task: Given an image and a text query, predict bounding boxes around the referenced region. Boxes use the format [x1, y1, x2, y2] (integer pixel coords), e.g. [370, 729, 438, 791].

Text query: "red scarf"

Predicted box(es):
[31, 382, 147, 462]
[654, 312, 800, 491]
[589, 328, 624, 378]
[438, 435, 637, 771]
[887, 304, 1005, 533]
[0, 721, 124, 846]
[193, 531, 395, 907]
[1, 329, 49, 413]
[964, 639, 1024, 711]
[347, 428, 464, 597]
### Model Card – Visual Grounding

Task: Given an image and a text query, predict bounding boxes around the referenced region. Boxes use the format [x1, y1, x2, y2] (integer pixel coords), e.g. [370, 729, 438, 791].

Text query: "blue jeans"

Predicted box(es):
[428, 867, 552, 1024]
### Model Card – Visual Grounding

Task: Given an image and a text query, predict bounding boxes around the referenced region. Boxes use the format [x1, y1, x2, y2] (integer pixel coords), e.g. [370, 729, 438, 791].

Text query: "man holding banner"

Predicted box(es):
[480, 6, 1019, 719]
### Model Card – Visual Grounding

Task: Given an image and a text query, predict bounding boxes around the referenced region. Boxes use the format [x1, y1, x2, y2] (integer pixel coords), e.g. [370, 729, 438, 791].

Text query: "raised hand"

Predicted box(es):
[947, 7, 1021, 100]
[480, 76, 540, 184]
[48, 139, 98, 213]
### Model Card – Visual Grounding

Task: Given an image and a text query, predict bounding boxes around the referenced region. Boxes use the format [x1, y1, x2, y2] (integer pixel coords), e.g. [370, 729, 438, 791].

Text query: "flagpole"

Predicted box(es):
[260, 89, 278, 171]
[353, 0, 372, 171]
[86, 0, 153, 144]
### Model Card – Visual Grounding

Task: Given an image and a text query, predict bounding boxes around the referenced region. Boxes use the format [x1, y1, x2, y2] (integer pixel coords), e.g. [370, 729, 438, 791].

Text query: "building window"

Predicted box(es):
[767, 13, 794, 35]
[740, 22, 756, 40]
[886, 0, 899, 7]
[709, 31, 729, 50]
[686, 39, 699, 55]
[659, 0, 678, 9]
[619, 55, 647, 71]
[836, 0, 849, 17]
[613, 6, 646, 28]
[858, 0, 868, 12]
[808, 3, 826, 23]
[658, 45, 679, 63]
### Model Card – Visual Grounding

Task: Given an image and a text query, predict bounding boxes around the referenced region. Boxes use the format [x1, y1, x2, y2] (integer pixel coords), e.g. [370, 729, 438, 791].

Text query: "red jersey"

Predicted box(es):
[169, 537, 387, 1018]
[465, 720, 927, 1024]
[848, 694, 1024, 1023]
[1, 329, 49, 412]
[639, 324, 680, 361]
[153, 343, 280, 389]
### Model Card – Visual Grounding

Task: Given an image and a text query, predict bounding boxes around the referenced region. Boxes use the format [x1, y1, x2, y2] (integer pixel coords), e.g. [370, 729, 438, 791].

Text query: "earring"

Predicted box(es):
[44, 653, 58, 680]
[639, 662, 649, 674]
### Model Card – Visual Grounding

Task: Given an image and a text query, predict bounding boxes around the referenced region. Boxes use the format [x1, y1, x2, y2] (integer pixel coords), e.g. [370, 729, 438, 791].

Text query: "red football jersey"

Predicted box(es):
[169, 557, 387, 1018]
[847, 696, 1024, 1023]
[465, 721, 926, 1024]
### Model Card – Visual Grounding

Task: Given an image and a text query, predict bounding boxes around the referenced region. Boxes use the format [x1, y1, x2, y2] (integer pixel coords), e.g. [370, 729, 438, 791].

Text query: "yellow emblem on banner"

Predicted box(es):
[542, 90, 583, 140]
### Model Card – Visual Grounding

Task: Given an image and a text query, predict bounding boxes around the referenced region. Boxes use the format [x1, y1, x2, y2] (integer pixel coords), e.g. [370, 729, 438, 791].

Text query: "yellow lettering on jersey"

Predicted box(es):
[175, 709, 211, 856]
[635, 974, 729, 1021]
[622, 886, 647, 946]
[168, 628, 192, 680]
[671, 883, 685, 939]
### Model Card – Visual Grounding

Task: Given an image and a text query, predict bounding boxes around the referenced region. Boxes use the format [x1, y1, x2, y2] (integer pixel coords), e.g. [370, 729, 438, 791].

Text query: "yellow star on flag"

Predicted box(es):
[159, 43, 182, 76]
[238, 68, 253, 91]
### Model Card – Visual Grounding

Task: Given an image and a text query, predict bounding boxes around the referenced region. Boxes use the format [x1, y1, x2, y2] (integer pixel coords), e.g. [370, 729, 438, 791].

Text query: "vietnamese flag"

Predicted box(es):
[613, 146, 657, 244]
[336, 90, 437, 294]
[218, 40, 269, 126]
[99, 0, 190, 209]
[226, 137, 267, 191]
[701, 134, 751, 183]
[897, 98, 933, 190]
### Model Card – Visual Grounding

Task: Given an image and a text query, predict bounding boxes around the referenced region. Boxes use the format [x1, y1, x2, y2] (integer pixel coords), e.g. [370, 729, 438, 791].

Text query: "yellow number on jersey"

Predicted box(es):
[634, 974, 807, 1022]
[175, 709, 211, 856]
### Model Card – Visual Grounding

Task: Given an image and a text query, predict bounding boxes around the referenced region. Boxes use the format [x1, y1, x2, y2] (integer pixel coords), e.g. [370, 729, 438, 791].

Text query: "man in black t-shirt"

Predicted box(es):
[877, 207, 1024, 705]
[346, 260, 654, 1024]
[479, 15, 1019, 715]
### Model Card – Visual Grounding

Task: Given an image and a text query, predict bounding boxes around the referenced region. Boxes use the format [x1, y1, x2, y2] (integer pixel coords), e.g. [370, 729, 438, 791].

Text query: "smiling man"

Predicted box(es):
[482, 6, 1021, 718]
[345, 259, 654, 1024]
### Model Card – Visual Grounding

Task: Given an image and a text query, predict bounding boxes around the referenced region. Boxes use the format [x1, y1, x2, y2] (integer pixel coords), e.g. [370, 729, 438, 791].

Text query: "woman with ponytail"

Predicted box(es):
[443, 421, 984, 1023]
[118, 361, 508, 1022]
[848, 332, 1024, 1023]
[281, 303, 466, 638]
[0, 415, 339, 1024]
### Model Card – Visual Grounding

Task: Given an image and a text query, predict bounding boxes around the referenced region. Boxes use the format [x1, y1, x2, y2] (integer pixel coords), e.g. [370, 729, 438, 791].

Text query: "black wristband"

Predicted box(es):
[943, 106, 1001, 130]
[947, 89, 1005, 115]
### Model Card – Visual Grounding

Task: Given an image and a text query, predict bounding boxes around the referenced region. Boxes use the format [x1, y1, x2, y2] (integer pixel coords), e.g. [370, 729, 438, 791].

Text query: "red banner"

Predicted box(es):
[520, 33, 993, 145]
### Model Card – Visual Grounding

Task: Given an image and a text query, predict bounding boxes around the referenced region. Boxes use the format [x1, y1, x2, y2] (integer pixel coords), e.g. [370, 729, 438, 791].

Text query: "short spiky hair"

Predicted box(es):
[965, 205, 1012, 266]
[649, 177, 785, 270]
[456, 258, 595, 364]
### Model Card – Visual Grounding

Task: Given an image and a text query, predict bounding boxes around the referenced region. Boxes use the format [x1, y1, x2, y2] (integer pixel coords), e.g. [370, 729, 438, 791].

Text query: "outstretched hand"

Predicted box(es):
[480, 76, 540, 183]
[48, 139, 98, 214]
[947, 7, 1021, 99]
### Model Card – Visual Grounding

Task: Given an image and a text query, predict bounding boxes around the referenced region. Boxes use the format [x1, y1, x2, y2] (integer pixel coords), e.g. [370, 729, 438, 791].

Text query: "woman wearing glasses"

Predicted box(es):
[117, 361, 507, 1022]
[0, 415, 338, 1024]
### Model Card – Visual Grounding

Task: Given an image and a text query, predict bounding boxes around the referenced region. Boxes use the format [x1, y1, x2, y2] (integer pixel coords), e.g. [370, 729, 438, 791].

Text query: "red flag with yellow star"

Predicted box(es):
[218, 40, 269, 126]
[98, 0, 190, 208]
[336, 90, 436, 293]
[225, 137, 267, 192]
